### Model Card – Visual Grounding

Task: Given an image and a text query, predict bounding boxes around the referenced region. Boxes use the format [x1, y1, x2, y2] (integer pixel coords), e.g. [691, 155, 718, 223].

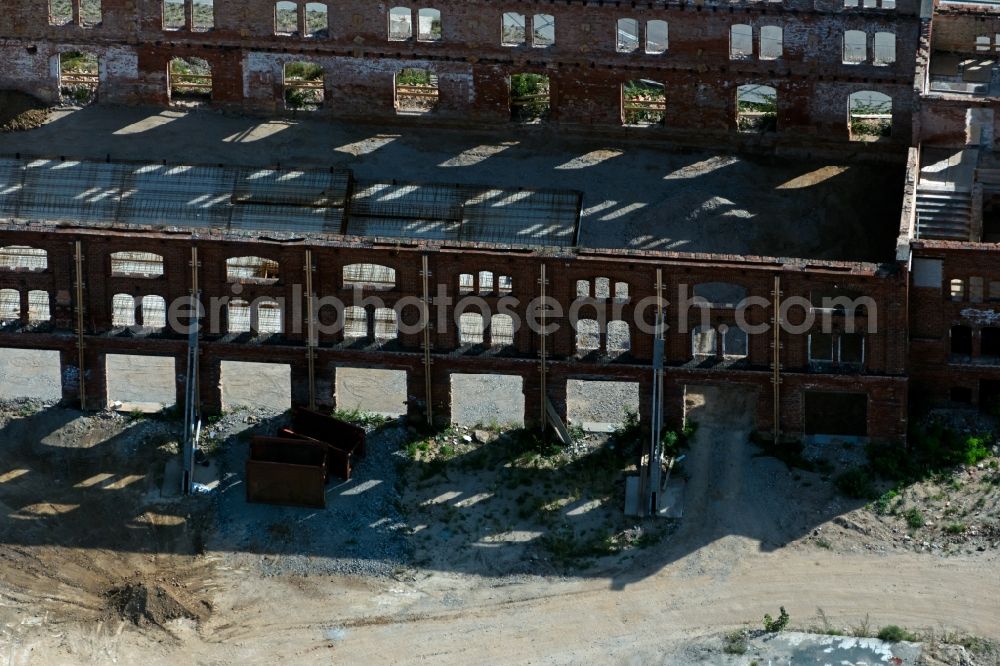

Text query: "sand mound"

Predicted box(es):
[104, 581, 200, 627]
[0, 90, 50, 132]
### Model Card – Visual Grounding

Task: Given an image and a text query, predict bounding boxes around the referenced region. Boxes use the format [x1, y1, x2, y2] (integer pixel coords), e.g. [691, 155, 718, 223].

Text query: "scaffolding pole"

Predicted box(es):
[539, 263, 548, 434]
[639, 269, 666, 517]
[73, 241, 87, 409]
[181, 247, 201, 495]
[772, 274, 782, 445]
[421, 254, 433, 425]
[305, 249, 317, 411]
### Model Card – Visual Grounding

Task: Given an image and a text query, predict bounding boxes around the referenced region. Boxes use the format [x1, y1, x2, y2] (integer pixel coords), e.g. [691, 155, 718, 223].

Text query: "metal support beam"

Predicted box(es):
[539, 263, 548, 434]
[73, 240, 87, 409]
[772, 274, 782, 445]
[305, 249, 317, 411]
[421, 254, 434, 426]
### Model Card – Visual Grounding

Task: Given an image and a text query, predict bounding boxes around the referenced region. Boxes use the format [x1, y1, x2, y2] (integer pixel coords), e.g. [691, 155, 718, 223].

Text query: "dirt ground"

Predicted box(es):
[0, 388, 999, 664]
[0, 91, 50, 133]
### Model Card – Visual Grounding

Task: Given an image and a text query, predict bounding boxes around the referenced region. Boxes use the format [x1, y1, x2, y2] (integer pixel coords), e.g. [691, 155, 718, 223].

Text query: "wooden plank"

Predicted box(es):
[545, 397, 572, 446]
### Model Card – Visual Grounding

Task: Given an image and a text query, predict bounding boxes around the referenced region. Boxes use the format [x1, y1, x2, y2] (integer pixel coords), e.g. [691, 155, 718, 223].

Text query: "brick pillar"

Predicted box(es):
[59, 348, 82, 407]
[198, 356, 222, 415]
[289, 358, 312, 409]
[80, 347, 107, 410]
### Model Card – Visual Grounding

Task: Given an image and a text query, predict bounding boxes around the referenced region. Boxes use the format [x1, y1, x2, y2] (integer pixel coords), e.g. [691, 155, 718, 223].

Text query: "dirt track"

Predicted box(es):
[1, 389, 999, 663]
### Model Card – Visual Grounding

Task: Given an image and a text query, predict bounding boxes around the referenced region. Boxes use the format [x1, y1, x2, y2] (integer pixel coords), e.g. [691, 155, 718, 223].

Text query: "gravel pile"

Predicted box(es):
[212, 421, 413, 579]
[0, 91, 50, 133]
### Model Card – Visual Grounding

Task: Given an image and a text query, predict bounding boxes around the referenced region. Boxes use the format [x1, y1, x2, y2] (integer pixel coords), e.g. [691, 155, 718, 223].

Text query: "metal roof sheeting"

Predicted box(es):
[0, 156, 580, 247]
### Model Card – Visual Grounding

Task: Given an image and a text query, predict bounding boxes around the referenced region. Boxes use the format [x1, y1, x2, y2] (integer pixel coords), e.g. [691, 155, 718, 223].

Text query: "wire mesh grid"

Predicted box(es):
[110, 251, 165, 277]
[19, 160, 126, 223]
[120, 164, 233, 228]
[374, 307, 398, 341]
[27, 290, 50, 323]
[490, 313, 515, 347]
[343, 263, 396, 289]
[0, 246, 48, 271]
[111, 294, 137, 327]
[232, 167, 350, 207]
[343, 306, 367, 339]
[226, 256, 281, 284]
[459, 311, 485, 344]
[0, 289, 19, 320]
[141, 295, 167, 328]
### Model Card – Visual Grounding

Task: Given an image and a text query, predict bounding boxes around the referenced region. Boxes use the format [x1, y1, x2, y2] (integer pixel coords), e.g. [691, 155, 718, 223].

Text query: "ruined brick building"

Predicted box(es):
[0, 0, 997, 441]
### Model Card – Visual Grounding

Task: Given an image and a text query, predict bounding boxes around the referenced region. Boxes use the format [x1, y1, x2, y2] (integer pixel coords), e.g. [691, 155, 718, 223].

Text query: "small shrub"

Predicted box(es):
[872, 488, 899, 515]
[763, 607, 790, 632]
[904, 507, 925, 529]
[944, 522, 966, 535]
[877, 625, 917, 642]
[835, 467, 876, 499]
[724, 629, 748, 655]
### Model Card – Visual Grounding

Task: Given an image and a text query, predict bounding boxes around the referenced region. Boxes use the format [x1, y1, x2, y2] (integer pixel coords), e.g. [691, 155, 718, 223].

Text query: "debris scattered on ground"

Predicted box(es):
[0, 90, 51, 132]
[103, 580, 204, 627]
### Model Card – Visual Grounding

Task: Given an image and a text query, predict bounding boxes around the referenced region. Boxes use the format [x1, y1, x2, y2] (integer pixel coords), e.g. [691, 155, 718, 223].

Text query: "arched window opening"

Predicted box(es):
[141, 295, 167, 329]
[227, 256, 280, 284]
[0, 290, 20, 322]
[594, 277, 611, 299]
[607, 320, 631, 353]
[252, 299, 282, 335]
[459, 273, 474, 295]
[692, 325, 717, 357]
[848, 90, 892, 142]
[491, 314, 514, 347]
[498, 275, 513, 295]
[873, 32, 896, 65]
[344, 306, 368, 340]
[577, 319, 600, 353]
[0, 246, 48, 272]
[459, 312, 485, 345]
[478, 271, 495, 294]
[389, 6, 413, 41]
[646, 20, 668, 54]
[111, 252, 165, 278]
[275, 1, 299, 35]
[617, 18, 640, 53]
[759, 26, 783, 60]
[28, 290, 51, 323]
[305, 2, 328, 38]
[343, 263, 396, 290]
[417, 8, 441, 41]
[843, 30, 867, 64]
[533, 14, 555, 47]
[374, 307, 398, 342]
[576, 279, 590, 298]
[227, 299, 250, 333]
[112, 294, 136, 328]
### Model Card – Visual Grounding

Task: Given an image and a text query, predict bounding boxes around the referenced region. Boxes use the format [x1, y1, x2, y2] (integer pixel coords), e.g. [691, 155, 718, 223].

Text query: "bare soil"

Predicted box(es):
[0, 392, 998, 664]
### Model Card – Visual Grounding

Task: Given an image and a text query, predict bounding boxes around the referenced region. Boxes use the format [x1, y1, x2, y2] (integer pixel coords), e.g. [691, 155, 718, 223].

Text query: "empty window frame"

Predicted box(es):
[59, 51, 99, 105]
[982, 327, 1000, 357]
[111, 252, 164, 278]
[510, 73, 550, 122]
[459, 312, 485, 345]
[594, 277, 611, 299]
[498, 275, 513, 295]
[576, 319, 601, 353]
[691, 325, 717, 357]
[284, 61, 325, 110]
[873, 32, 895, 65]
[617, 18, 640, 53]
[989, 281, 1000, 301]
[951, 325, 972, 355]
[730, 24, 753, 60]
[848, 90, 892, 141]
[374, 307, 398, 342]
[417, 8, 441, 41]
[759, 26, 783, 60]
[723, 326, 748, 358]
[459, 273, 474, 295]
[736, 84, 777, 133]
[845, 0, 896, 7]
[275, 1, 299, 36]
[343, 306, 367, 340]
[389, 6, 414, 41]
[532, 14, 555, 47]
[141, 295, 167, 329]
[305, 2, 328, 38]
[49, 0, 102, 26]
[27, 290, 50, 323]
[646, 20, 668, 54]
[232, 299, 281, 334]
[950, 278, 966, 301]
[0, 290, 20, 322]
[970, 277, 985, 303]
[808, 332, 835, 362]
[343, 263, 396, 290]
[0, 246, 48, 272]
[491, 313, 515, 347]
[502, 12, 526, 46]
[976, 35, 991, 52]
[607, 320, 631, 353]
[622, 80, 665, 126]
[843, 30, 867, 64]
[112, 294, 137, 327]
[168, 57, 212, 105]
[163, 0, 185, 30]
[395, 68, 439, 113]
[226, 256, 279, 284]
[478, 271, 495, 294]
[192, 0, 214, 31]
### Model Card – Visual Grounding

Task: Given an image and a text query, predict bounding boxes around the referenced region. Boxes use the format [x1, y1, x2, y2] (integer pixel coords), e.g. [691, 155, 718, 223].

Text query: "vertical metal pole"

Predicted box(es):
[73, 241, 87, 409]
[421, 254, 434, 425]
[192, 247, 200, 405]
[539, 263, 548, 434]
[772, 274, 782, 445]
[305, 249, 316, 411]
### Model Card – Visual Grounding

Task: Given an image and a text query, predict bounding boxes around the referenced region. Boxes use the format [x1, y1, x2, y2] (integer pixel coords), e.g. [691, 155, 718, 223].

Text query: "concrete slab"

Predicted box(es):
[745, 632, 922, 665]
